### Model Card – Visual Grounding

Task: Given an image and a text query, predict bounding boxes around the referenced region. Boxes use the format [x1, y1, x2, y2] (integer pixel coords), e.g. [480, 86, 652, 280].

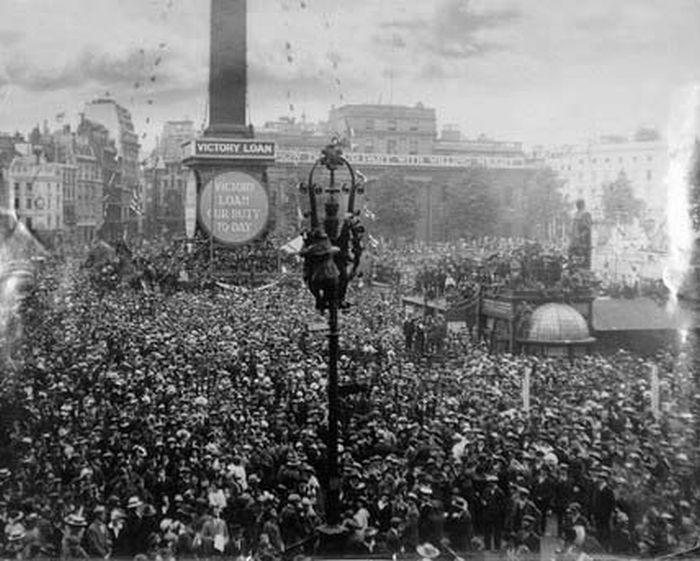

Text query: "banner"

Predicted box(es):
[522, 367, 531, 413]
[650, 364, 660, 419]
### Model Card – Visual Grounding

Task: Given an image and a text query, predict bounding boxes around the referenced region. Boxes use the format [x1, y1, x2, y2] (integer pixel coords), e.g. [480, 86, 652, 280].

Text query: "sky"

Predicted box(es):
[1, 0, 699, 154]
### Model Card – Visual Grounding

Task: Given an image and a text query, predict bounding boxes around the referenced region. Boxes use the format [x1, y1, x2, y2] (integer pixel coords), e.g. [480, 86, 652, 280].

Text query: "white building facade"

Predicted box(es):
[8, 155, 72, 237]
[544, 139, 668, 225]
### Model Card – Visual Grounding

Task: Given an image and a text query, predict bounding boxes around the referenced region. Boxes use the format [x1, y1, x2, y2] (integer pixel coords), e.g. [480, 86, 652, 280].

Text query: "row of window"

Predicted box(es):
[364, 119, 421, 132]
[362, 138, 422, 154]
[571, 169, 654, 182]
[558, 154, 656, 171]
[15, 212, 61, 229]
[11, 165, 61, 176]
[13, 181, 64, 193]
[77, 166, 100, 181]
[14, 196, 62, 211]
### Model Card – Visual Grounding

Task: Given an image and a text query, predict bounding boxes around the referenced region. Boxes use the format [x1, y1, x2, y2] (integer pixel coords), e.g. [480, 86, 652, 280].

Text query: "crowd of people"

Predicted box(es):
[0, 236, 697, 560]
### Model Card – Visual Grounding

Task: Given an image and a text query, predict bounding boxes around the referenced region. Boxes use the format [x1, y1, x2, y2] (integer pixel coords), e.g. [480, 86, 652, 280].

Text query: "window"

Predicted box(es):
[48, 215, 52, 227]
[388, 119, 397, 131]
[409, 139, 418, 154]
[365, 119, 374, 130]
[14, 197, 19, 209]
[25, 217, 32, 229]
[387, 139, 397, 153]
[364, 143, 374, 153]
[26, 198, 32, 209]
[14, 182, 19, 192]
[410, 120, 419, 131]
[26, 182, 33, 193]
[647, 170, 652, 180]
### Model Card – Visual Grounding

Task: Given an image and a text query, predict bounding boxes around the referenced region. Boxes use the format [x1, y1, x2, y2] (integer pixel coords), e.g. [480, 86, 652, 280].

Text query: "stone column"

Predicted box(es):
[206, 0, 252, 138]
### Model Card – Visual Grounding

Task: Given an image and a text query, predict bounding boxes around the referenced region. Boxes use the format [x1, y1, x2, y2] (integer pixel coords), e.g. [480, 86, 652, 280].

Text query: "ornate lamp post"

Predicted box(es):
[299, 139, 364, 525]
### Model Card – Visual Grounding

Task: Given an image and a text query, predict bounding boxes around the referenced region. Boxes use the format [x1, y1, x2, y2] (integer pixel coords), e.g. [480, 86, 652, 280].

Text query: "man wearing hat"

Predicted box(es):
[5, 526, 28, 559]
[511, 513, 540, 554]
[123, 496, 149, 557]
[62, 512, 89, 560]
[5, 509, 25, 544]
[590, 467, 615, 549]
[384, 517, 403, 554]
[552, 464, 572, 538]
[482, 475, 506, 552]
[446, 495, 472, 552]
[200, 505, 230, 556]
[108, 508, 129, 558]
[506, 486, 542, 539]
[280, 494, 306, 551]
[86, 505, 111, 559]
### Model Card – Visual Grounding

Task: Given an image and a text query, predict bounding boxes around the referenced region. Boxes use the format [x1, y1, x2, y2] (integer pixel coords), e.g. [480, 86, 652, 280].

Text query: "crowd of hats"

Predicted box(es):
[405, 240, 599, 304]
[82, 235, 291, 293]
[0, 239, 697, 558]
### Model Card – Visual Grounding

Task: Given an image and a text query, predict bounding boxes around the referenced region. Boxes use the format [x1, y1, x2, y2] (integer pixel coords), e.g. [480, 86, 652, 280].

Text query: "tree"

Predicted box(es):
[633, 127, 661, 142]
[366, 171, 420, 241]
[523, 168, 569, 241]
[442, 169, 498, 239]
[601, 171, 645, 225]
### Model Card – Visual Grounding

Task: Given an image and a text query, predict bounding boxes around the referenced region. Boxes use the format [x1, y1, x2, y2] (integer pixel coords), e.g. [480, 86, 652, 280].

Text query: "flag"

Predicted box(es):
[129, 187, 143, 215]
[296, 205, 305, 228]
[344, 119, 355, 138]
[280, 235, 304, 255]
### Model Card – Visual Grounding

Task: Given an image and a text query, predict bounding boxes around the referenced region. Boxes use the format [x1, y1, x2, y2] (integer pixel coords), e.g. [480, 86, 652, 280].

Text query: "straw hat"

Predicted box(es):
[417, 543, 441, 559]
[64, 513, 88, 527]
[127, 496, 144, 509]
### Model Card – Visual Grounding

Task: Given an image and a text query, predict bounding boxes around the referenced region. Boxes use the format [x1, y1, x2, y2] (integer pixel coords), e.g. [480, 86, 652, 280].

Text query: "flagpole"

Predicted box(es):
[209, 175, 215, 274]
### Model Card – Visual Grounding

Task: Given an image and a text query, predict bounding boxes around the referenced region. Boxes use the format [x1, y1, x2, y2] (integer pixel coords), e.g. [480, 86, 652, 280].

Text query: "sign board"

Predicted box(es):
[185, 138, 276, 161]
[482, 299, 513, 320]
[184, 170, 198, 239]
[198, 170, 269, 245]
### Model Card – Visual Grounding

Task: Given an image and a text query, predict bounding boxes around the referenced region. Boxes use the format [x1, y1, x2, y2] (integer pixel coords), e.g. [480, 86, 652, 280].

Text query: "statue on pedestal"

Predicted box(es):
[569, 199, 592, 269]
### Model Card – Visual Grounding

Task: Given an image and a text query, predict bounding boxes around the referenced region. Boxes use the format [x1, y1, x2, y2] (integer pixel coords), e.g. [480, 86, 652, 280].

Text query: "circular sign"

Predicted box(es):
[198, 170, 269, 244]
[184, 170, 198, 239]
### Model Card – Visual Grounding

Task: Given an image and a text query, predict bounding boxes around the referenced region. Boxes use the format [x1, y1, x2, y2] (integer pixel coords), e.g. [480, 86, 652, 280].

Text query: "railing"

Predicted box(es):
[276, 150, 540, 169]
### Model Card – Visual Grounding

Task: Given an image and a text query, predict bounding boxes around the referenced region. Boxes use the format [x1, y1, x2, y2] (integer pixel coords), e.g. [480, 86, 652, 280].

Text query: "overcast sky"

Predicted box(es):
[1, 0, 699, 153]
